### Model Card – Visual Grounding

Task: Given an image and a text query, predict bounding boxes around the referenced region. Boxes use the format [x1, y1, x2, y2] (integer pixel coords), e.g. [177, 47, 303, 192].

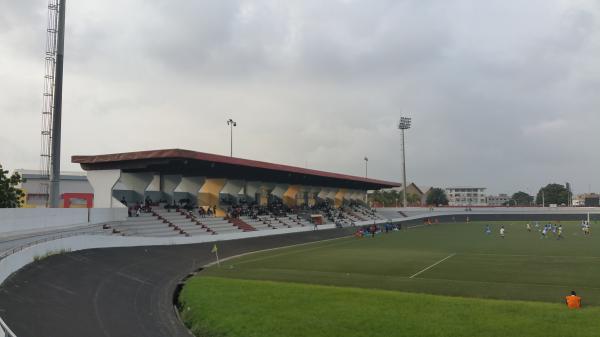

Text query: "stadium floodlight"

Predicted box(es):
[364, 156, 369, 204]
[398, 116, 412, 208]
[227, 119, 237, 157]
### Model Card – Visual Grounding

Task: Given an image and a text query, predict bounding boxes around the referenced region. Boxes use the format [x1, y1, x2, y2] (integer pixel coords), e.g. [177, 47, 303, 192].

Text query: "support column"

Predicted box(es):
[118, 172, 154, 204]
[259, 184, 274, 206]
[220, 180, 245, 205]
[87, 170, 121, 208]
[335, 188, 347, 208]
[271, 184, 288, 201]
[308, 186, 321, 206]
[198, 178, 227, 216]
[245, 181, 262, 202]
[317, 188, 330, 200]
[327, 189, 338, 202]
[144, 174, 161, 200]
[162, 174, 182, 203]
[283, 185, 300, 207]
[174, 176, 205, 204]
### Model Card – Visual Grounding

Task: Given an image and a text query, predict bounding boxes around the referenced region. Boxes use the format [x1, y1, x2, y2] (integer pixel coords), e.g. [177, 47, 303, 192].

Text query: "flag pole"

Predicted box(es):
[212, 244, 220, 267]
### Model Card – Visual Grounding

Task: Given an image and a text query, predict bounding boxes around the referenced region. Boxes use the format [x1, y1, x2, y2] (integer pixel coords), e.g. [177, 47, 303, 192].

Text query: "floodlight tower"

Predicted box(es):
[398, 117, 412, 208]
[227, 119, 237, 157]
[40, 0, 67, 208]
[364, 156, 369, 204]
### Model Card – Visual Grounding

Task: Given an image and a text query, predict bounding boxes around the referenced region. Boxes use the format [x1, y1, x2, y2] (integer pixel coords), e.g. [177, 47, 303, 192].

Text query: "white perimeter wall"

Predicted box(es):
[0, 224, 336, 284]
[0, 208, 127, 237]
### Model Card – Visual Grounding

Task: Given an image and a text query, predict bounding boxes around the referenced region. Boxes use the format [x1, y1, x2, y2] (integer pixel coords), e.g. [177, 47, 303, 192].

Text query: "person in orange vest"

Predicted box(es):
[565, 291, 582, 309]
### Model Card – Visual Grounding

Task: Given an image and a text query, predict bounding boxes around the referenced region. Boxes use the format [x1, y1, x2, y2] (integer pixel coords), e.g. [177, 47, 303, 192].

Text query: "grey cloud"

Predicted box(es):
[1, 0, 600, 195]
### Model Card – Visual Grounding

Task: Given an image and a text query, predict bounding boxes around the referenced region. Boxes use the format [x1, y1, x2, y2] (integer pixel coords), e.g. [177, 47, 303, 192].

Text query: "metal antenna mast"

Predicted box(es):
[40, 0, 66, 208]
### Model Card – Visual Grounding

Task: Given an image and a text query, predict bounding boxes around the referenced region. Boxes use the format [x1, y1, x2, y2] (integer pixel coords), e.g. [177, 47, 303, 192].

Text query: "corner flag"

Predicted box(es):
[211, 244, 220, 266]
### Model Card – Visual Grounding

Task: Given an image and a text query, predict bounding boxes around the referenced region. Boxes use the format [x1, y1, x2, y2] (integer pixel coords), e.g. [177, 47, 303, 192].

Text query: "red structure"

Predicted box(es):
[62, 193, 94, 208]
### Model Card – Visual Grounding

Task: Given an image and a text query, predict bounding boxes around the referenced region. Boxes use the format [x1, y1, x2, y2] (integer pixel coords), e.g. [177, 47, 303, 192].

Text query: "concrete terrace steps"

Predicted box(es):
[239, 217, 278, 231]
[228, 217, 257, 232]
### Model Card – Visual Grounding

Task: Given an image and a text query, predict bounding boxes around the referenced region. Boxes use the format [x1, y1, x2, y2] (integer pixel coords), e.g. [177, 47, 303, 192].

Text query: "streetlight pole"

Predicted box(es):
[364, 156, 368, 205]
[398, 117, 412, 208]
[227, 119, 236, 157]
[542, 191, 545, 207]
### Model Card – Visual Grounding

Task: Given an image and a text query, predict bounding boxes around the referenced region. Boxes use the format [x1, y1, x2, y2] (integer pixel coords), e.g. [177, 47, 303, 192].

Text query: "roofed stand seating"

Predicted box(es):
[195, 216, 244, 234]
[239, 213, 312, 231]
[111, 212, 185, 237]
[154, 209, 213, 237]
[351, 205, 387, 221]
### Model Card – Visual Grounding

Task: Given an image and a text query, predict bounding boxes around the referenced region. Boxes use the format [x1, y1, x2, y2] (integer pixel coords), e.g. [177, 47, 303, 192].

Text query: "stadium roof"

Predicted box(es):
[72, 149, 400, 190]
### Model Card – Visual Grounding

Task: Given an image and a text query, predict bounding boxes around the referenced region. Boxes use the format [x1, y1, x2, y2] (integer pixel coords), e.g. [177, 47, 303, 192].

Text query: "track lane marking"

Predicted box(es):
[409, 253, 456, 279]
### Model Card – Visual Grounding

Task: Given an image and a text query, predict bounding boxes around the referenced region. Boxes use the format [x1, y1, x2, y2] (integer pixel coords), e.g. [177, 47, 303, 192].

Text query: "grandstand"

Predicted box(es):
[70, 149, 400, 237]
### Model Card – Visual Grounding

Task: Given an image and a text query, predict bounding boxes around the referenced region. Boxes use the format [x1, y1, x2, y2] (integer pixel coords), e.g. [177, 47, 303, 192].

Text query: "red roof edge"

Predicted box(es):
[72, 149, 401, 188]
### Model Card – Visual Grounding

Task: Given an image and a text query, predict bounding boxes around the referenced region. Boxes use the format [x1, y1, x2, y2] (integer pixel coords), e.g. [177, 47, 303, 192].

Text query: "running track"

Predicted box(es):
[0, 228, 355, 337]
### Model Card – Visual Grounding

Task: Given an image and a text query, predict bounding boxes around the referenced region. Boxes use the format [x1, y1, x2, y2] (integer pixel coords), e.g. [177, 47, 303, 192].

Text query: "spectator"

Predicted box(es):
[566, 291, 582, 309]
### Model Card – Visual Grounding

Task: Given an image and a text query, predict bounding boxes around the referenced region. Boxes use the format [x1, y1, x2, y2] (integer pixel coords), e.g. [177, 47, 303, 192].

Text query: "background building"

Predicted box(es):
[573, 193, 600, 207]
[445, 187, 487, 206]
[15, 169, 93, 207]
[486, 194, 511, 206]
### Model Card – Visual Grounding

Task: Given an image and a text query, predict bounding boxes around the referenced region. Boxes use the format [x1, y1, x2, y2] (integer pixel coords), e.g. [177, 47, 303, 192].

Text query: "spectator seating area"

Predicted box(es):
[240, 214, 313, 230]
[350, 205, 387, 221]
[110, 207, 254, 237]
[110, 199, 383, 237]
[110, 212, 185, 237]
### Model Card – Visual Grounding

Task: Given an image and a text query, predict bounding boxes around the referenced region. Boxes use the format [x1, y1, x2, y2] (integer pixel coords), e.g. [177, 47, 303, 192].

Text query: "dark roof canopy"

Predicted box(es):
[72, 149, 400, 190]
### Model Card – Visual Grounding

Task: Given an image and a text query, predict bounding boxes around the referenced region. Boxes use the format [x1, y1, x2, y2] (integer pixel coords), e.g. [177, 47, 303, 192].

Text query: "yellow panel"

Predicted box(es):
[198, 179, 227, 216]
[335, 189, 346, 207]
[259, 186, 269, 206]
[283, 185, 300, 207]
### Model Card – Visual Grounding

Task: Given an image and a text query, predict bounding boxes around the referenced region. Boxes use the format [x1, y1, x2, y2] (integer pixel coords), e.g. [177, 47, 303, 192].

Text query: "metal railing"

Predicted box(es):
[0, 228, 111, 260]
[0, 315, 17, 337]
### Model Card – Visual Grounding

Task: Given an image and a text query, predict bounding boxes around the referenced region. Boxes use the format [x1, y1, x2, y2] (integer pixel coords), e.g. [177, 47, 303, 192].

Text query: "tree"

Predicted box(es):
[407, 193, 421, 206]
[536, 184, 569, 206]
[426, 188, 448, 206]
[511, 191, 534, 206]
[0, 165, 25, 208]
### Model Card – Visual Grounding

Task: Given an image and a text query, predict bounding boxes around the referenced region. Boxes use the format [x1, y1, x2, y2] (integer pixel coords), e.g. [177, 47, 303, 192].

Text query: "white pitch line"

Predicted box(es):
[410, 253, 456, 279]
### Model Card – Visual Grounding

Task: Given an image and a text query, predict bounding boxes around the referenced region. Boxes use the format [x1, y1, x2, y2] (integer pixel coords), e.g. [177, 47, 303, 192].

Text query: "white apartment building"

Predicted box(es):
[445, 187, 487, 206]
[486, 194, 511, 206]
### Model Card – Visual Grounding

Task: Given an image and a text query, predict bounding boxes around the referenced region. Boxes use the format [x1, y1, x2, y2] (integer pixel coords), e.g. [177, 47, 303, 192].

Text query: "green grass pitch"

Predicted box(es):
[179, 221, 600, 337]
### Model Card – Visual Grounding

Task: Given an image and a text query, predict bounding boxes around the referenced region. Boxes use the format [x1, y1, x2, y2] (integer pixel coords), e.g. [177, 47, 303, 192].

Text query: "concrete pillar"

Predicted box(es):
[283, 185, 300, 207]
[87, 170, 122, 208]
[146, 175, 160, 192]
[335, 188, 347, 207]
[327, 188, 338, 201]
[308, 186, 321, 206]
[271, 184, 288, 200]
[162, 175, 182, 203]
[198, 178, 227, 216]
[259, 183, 274, 206]
[120, 172, 154, 202]
[349, 190, 364, 201]
[174, 176, 205, 204]
[174, 176, 205, 194]
[220, 180, 245, 204]
[317, 188, 330, 200]
[245, 181, 261, 202]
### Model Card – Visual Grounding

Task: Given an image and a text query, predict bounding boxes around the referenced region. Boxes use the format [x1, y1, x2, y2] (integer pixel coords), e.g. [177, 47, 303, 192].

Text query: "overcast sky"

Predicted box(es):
[1, 0, 599, 195]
